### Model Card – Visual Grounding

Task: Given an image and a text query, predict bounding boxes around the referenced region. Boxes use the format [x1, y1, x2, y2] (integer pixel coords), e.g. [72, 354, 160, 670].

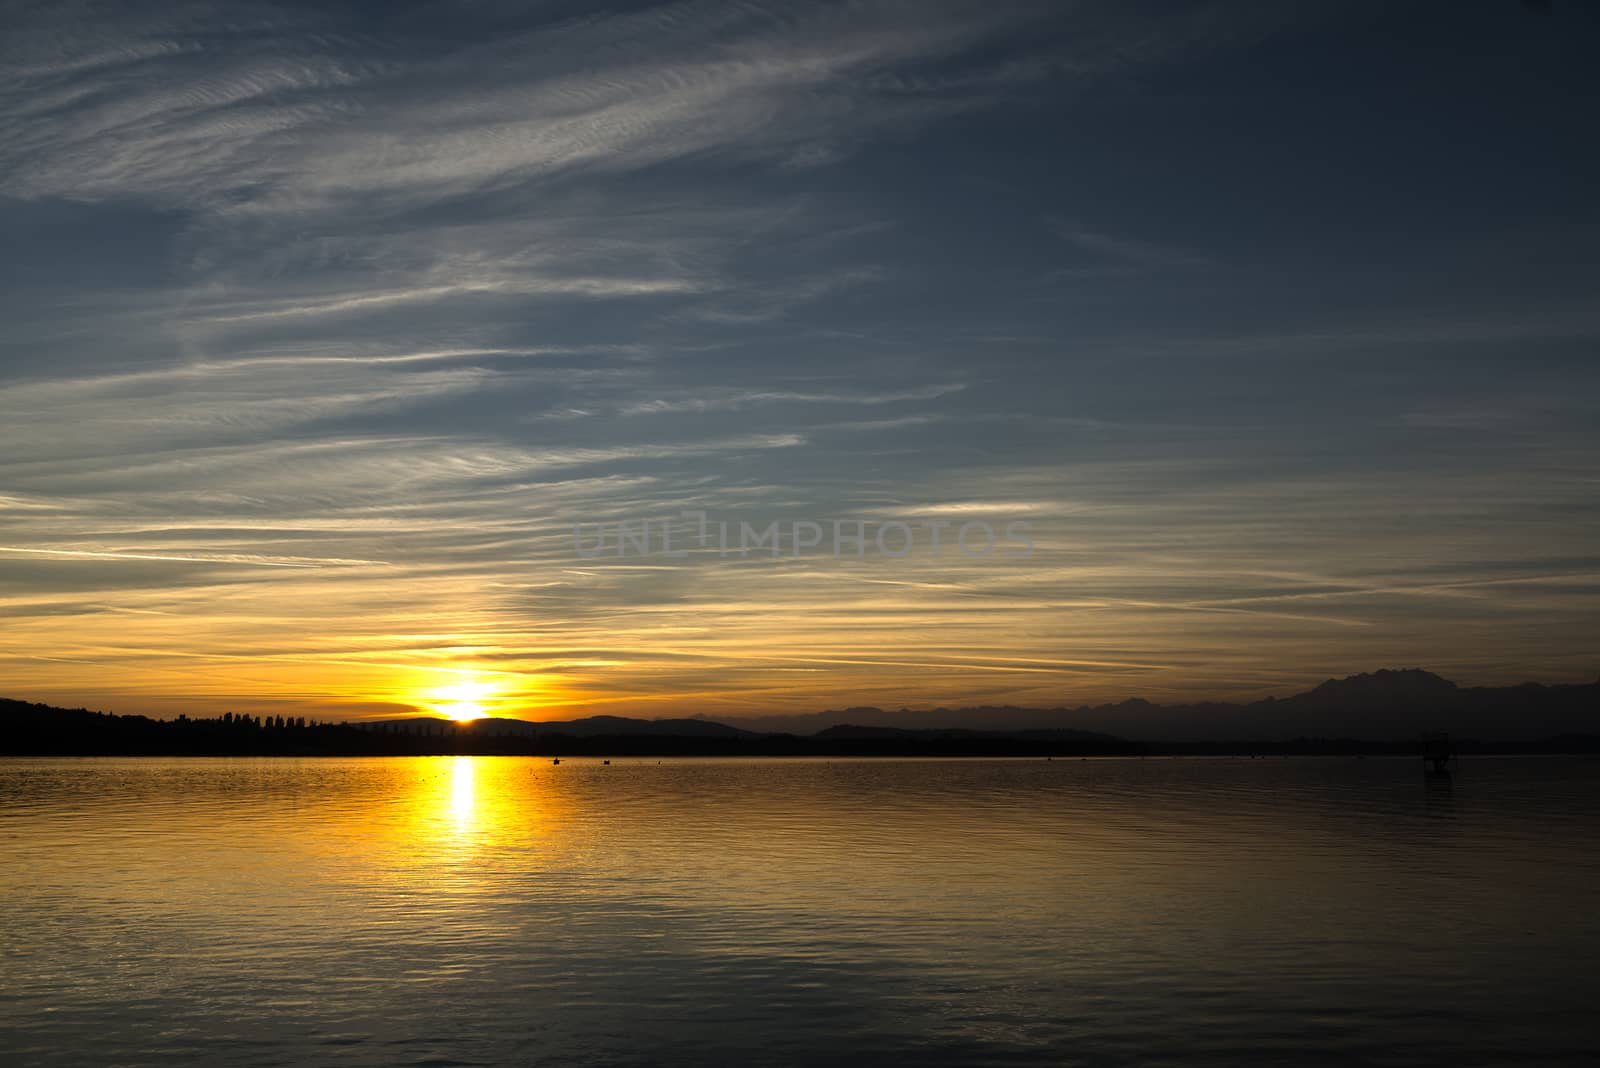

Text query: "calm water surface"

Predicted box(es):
[2, 756, 1597, 1066]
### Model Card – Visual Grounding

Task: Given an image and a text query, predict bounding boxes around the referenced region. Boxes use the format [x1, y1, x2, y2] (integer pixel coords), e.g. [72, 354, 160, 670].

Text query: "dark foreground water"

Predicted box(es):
[1, 756, 1597, 1066]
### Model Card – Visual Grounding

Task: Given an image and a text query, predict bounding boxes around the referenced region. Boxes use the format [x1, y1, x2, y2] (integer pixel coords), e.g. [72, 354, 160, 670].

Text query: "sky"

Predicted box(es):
[2, 0, 1598, 723]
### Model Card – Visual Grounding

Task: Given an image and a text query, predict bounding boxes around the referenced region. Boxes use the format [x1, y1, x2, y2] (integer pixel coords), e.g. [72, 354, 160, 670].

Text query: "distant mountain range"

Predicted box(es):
[398, 669, 1597, 742]
[0, 699, 1140, 757]
[721, 669, 1598, 741]
[4, 670, 1597, 756]
[368, 714, 755, 739]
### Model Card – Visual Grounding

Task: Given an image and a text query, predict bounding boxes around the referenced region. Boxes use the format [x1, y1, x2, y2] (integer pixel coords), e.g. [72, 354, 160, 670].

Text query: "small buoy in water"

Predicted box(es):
[603, 759, 610, 765]
[552, 758, 560, 765]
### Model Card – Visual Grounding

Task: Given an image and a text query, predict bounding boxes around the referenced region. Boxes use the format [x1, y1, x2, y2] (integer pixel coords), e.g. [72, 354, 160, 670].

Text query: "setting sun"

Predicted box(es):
[431, 680, 496, 722]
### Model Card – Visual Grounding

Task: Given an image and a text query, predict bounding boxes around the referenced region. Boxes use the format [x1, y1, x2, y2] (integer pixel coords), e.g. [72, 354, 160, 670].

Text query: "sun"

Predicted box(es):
[431, 680, 496, 722]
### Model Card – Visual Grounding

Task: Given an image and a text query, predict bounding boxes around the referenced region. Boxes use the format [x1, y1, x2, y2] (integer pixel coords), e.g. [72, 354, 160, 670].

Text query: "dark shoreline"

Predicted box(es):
[7, 698, 1599, 759]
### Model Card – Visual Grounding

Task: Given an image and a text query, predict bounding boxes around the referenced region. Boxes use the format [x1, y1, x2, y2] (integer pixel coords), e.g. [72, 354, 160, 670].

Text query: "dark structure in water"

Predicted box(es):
[1421, 731, 1455, 773]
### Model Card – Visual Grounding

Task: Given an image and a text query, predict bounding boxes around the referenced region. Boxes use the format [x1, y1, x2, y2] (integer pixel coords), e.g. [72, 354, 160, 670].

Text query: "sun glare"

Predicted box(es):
[432, 680, 496, 722]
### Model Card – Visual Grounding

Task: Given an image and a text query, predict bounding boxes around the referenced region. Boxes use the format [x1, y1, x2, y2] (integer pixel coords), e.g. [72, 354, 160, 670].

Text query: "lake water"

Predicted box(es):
[2, 756, 1597, 1066]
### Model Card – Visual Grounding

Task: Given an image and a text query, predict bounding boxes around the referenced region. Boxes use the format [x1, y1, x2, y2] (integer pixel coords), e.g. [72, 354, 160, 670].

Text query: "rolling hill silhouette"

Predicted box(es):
[734, 669, 1598, 741]
[4, 669, 1596, 756]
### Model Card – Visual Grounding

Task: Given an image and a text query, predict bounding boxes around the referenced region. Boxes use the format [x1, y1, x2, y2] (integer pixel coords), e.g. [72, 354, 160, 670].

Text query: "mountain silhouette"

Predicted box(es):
[4, 669, 1597, 755]
[1289, 668, 1459, 708]
[731, 669, 1596, 740]
[362, 714, 756, 739]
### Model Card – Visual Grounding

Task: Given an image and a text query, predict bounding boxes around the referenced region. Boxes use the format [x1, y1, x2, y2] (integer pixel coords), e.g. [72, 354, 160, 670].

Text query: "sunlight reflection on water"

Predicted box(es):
[2, 756, 1598, 1066]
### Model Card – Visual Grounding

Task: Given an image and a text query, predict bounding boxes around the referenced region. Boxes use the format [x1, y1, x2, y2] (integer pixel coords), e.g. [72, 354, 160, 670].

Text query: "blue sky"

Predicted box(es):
[2, 0, 1597, 720]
